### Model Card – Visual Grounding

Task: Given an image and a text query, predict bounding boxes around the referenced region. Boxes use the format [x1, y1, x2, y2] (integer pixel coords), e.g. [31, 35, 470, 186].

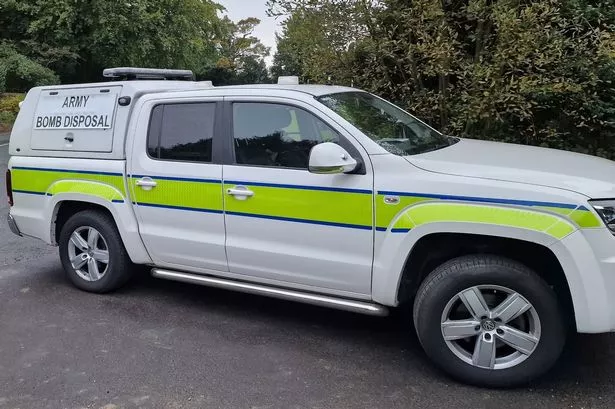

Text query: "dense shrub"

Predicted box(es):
[0, 45, 58, 93]
[0, 93, 25, 131]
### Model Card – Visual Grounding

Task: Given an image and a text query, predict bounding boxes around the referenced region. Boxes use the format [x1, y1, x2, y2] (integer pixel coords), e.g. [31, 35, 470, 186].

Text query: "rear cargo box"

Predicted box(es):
[31, 85, 122, 152]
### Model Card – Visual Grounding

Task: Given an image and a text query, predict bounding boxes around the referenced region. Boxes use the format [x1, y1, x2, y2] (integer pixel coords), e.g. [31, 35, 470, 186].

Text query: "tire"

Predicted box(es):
[413, 254, 566, 388]
[59, 209, 133, 293]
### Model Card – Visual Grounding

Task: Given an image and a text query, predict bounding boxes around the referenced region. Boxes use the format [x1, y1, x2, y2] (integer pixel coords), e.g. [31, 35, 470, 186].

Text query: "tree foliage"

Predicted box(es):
[270, 0, 615, 158]
[207, 17, 272, 84]
[0, 43, 58, 93]
[0, 0, 271, 88]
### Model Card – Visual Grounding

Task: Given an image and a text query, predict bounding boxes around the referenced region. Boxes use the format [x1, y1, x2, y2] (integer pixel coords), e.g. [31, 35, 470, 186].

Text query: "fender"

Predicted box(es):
[371, 201, 581, 306]
[44, 181, 152, 264]
[548, 231, 610, 333]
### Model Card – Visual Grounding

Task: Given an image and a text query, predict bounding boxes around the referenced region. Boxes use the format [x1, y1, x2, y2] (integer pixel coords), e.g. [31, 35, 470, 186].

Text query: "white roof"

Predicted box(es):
[36, 81, 360, 98]
[214, 84, 358, 97]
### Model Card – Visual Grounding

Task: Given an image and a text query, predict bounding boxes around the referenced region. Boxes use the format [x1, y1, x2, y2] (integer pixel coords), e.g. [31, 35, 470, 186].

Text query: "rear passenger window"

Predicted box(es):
[147, 103, 215, 162]
[232, 103, 340, 169]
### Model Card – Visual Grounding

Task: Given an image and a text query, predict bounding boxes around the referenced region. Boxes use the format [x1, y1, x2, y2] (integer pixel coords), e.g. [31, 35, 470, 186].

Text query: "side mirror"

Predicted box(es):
[308, 142, 358, 174]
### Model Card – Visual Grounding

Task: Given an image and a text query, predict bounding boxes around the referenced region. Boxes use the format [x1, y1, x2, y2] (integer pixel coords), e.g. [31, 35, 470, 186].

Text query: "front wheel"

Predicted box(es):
[413, 255, 566, 387]
[59, 210, 133, 293]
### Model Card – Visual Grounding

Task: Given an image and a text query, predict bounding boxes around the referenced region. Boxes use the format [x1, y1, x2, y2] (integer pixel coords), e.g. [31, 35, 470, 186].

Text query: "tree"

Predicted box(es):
[270, 0, 615, 158]
[269, 0, 373, 83]
[205, 17, 271, 84]
[0, 0, 224, 83]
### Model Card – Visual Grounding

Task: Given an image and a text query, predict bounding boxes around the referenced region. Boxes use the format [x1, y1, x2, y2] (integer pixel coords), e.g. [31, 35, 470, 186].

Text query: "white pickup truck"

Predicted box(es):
[6, 68, 615, 387]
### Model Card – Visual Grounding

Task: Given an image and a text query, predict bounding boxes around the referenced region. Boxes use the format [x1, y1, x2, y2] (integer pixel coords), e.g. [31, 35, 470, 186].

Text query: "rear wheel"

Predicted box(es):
[413, 254, 566, 387]
[59, 210, 132, 293]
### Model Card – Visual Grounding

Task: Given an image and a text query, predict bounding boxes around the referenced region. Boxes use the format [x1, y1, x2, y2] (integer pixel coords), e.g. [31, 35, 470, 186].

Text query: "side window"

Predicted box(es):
[232, 102, 340, 168]
[147, 102, 215, 162]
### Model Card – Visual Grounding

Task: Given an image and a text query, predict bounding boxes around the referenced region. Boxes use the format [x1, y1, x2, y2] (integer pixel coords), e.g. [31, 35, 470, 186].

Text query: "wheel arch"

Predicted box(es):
[372, 221, 578, 330]
[48, 194, 152, 264]
[395, 232, 575, 330]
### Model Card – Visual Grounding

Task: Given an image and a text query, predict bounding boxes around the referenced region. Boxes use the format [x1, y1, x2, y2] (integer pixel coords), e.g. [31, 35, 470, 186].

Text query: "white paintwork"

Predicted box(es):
[223, 167, 374, 294]
[126, 95, 228, 272]
[8, 78, 615, 334]
[7, 156, 151, 264]
[410, 138, 615, 197]
[222, 95, 374, 295]
[218, 84, 357, 97]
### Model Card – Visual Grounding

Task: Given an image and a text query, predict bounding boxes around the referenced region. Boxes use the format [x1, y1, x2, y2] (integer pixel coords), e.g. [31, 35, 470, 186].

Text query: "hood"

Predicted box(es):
[407, 138, 615, 198]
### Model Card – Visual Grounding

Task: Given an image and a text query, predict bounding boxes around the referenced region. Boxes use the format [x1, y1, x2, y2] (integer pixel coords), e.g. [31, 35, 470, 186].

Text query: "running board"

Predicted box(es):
[151, 268, 389, 317]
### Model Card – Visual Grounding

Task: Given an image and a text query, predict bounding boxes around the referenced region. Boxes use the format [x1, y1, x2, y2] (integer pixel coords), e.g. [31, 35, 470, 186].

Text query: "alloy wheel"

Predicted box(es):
[440, 285, 541, 370]
[67, 226, 110, 282]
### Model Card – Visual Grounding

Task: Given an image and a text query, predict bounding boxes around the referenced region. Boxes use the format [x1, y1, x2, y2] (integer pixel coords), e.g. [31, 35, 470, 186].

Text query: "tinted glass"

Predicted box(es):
[317, 92, 457, 155]
[147, 105, 163, 158]
[233, 103, 339, 168]
[147, 103, 215, 162]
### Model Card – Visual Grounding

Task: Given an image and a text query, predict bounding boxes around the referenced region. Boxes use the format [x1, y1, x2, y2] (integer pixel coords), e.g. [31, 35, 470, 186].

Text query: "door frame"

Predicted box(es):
[126, 94, 229, 272]
[219, 95, 377, 298]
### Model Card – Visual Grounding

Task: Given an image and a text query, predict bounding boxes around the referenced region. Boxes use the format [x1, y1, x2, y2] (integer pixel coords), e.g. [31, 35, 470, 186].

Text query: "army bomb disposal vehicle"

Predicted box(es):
[6, 68, 615, 387]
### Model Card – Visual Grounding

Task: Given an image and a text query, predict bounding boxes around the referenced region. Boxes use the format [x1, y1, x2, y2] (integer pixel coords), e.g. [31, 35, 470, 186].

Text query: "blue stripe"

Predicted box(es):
[135, 202, 223, 214]
[13, 189, 46, 196]
[226, 211, 373, 230]
[375, 227, 411, 233]
[135, 201, 372, 230]
[131, 175, 221, 184]
[225, 180, 372, 195]
[112, 199, 124, 203]
[377, 190, 579, 210]
[12, 166, 123, 177]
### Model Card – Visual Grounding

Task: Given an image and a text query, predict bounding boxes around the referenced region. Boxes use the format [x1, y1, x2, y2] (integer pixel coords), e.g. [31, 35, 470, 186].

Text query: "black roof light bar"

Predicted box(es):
[103, 67, 195, 81]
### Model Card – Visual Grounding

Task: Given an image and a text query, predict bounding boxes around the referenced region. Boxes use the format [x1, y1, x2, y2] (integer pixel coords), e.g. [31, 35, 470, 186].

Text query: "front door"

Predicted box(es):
[128, 98, 227, 272]
[222, 98, 374, 296]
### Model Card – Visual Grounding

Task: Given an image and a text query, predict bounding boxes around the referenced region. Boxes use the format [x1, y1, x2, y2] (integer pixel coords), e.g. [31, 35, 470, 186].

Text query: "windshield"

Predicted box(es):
[317, 92, 457, 155]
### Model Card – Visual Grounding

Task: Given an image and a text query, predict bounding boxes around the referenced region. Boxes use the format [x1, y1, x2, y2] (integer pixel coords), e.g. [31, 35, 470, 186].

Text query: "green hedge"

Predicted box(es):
[0, 45, 58, 93]
[0, 93, 25, 132]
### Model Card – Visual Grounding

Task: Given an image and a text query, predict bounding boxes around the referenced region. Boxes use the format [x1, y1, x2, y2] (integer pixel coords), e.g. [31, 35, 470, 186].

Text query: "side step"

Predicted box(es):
[151, 268, 389, 317]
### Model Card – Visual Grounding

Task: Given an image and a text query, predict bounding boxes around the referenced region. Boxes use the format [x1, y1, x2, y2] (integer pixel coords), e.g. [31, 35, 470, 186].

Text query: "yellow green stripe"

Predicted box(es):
[377, 194, 600, 231]
[10, 166, 602, 235]
[223, 183, 372, 227]
[11, 167, 126, 202]
[390, 202, 575, 239]
[48, 180, 124, 202]
[568, 208, 602, 228]
[131, 177, 223, 212]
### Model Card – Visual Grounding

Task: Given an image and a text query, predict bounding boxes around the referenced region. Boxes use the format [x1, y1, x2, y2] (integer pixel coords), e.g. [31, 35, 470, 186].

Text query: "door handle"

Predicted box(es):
[136, 177, 157, 190]
[227, 186, 254, 199]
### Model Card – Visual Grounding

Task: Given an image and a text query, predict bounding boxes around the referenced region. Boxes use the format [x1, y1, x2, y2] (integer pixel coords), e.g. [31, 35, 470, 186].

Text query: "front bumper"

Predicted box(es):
[7, 213, 21, 236]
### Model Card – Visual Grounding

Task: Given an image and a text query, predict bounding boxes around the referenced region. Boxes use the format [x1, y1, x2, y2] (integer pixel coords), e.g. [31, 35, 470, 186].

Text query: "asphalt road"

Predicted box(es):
[0, 135, 614, 409]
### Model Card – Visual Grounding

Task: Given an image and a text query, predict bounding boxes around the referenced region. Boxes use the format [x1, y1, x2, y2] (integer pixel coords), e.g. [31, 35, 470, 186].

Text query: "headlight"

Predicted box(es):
[590, 200, 615, 232]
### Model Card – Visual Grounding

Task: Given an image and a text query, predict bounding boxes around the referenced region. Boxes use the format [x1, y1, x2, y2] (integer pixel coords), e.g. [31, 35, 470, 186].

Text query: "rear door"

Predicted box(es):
[128, 97, 227, 271]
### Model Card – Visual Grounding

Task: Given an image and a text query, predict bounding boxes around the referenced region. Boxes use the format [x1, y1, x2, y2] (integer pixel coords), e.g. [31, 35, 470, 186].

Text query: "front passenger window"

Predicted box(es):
[232, 103, 340, 169]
